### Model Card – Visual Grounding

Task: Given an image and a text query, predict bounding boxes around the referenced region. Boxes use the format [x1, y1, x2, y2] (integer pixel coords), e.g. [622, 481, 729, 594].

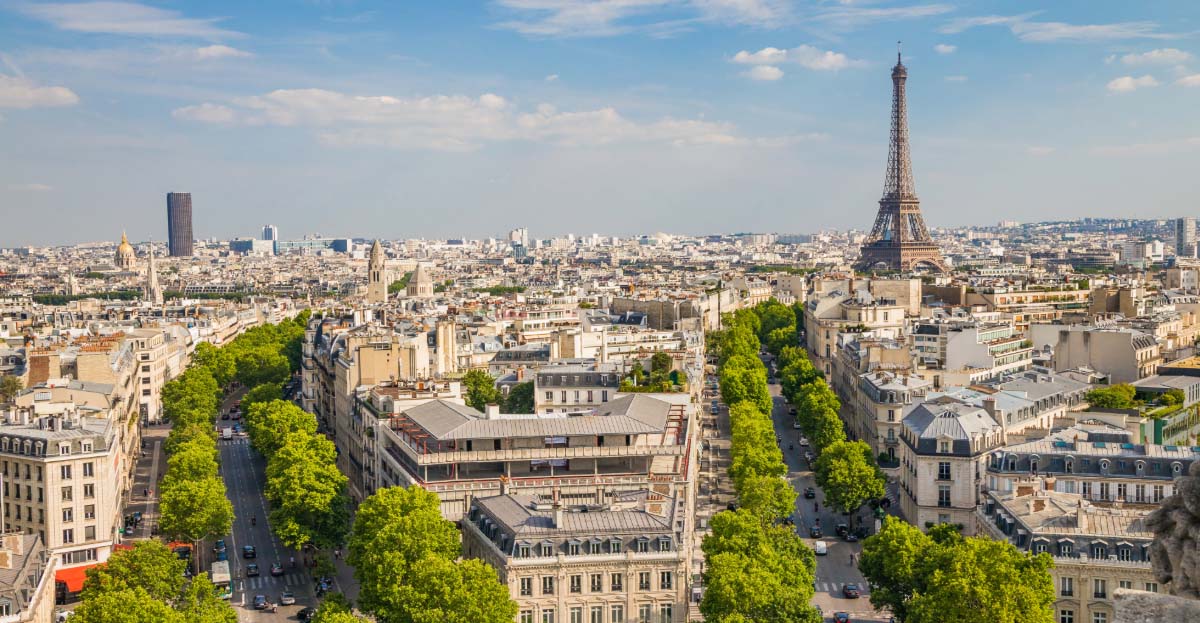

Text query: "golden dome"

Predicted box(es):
[117, 231, 134, 254]
[115, 231, 136, 269]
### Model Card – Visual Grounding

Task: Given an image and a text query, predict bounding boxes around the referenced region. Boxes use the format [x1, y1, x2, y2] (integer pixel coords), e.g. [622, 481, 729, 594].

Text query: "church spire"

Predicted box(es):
[146, 241, 163, 305]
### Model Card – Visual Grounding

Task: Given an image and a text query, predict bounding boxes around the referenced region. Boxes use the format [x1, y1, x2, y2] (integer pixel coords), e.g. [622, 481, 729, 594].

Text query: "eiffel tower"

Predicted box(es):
[855, 46, 946, 273]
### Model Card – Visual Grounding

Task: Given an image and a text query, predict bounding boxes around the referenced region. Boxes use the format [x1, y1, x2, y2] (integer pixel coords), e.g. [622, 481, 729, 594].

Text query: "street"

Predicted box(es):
[213, 389, 317, 622]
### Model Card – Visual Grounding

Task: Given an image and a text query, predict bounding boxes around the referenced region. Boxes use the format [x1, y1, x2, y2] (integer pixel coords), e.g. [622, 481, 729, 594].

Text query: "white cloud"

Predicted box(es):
[492, 0, 674, 37]
[1176, 74, 1200, 87]
[171, 103, 235, 123]
[544, 74, 559, 82]
[1120, 48, 1192, 66]
[171, 88, 785, 150]
[732, 45, 865, 71]
[934, 43, 956, 54]
[7, 183, 54, 192]
[1092, 136, 1200, 156]
[944, 75, 967, 82]
[940, 13, 1173, 42]
[1107, 75, 1159, 93]
[744, 65, 783, 81]
[812, 4, 953, 32]
[17, 2, 241, 39]
[0, 74, 80, 108]
[1026, 146, 1055, 156]
[193, 45, 252, 60]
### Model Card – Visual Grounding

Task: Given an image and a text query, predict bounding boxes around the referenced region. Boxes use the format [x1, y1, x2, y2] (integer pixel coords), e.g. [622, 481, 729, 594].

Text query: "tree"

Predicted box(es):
[241, 382, 284, 413]
[382, 556, 518, 623]
[245, 399, 317, 456]
[860, 517, 1055, 623]
[808, 407, 847, 454]
[1085, 384, 1137, 409]
[757, 303, 796, 341]
[161, 443, 219, 486]
[720, 355, 772, 416]
[71, 587, 184, 623]
[164, 422, 216, 456]
[349, 487, 466, 618]
[190, 342, 235, 387]
[650, 352, 673, 375]
[264, 431, 348, 549]
[159, 477, 234, 543]
[765, 327, 797, 357]
[0, 375, 23, 403]
[462, 369, 502, 412]
[234, 346, 290, 387]
[737, 474, 797, 523]
[814, 440, 884, 523]
[504, 381, 535, 414]
[175, 575, 238, 623]
[82, 540, 186, 603]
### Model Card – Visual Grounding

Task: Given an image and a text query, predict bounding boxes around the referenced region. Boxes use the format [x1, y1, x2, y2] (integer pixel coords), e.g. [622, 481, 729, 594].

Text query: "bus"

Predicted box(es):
[210, 561, 232, 600]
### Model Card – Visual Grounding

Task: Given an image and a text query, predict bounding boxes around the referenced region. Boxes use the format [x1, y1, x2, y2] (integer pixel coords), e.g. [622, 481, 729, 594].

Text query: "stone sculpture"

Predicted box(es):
[1147, 460, 1200, 598]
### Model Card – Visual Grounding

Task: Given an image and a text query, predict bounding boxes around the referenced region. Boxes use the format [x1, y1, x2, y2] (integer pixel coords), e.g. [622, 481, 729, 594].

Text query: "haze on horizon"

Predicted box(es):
[2, 0, 1198, 247]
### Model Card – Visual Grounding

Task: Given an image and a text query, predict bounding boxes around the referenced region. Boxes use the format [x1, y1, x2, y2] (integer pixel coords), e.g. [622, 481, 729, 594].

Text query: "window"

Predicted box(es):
[570, 608, 583, 623]
[540, 542, 553, 557]
[1118, 548, 1131, 562]
[611, 573, 623, 592]
[1092, 614, 1106, 623]
[83, 462, 94, 477]
[1060, 610, 1074, 623]
[83, 484, 94, 498]
[638, 572, 651, 591]
[636, 538, 649, 553]
[1060, 577, 1073, 597]
[84, 525, 95, 540]
[519, 577, 532, 596]
[59, 445, 70, 456]
[638, 605, 652, 623]
[60, 465, 72, 480]
[938, 441, 950, 453]
[937, 485, 951, 508]
[1060, 543, 1073, 556]
[542, 576, 555, 595]
[521, 612, 534, 623]
[1093, 579, 1106, 599]
[542, 610, 555, 623]
[610, 605, 624, 623]
[62, 508, 73, 523]
[589, 540, 602, 554]
[62, 529, 74, 544]
[660, 571, 673, 590]
[141, 389, 151, 396]
[658, 605, 672, 623]
[602, 390, 609, 402]
[568, 541, 581, 555]
[61, 487, 72, 502]
[1119, 581, 1132, 590]
[80, 444, 90, 454]
[658, 537, 672, 552]
[1092, 545, 1106, 559]
[591, 573, 603, 592]
[545, 391, 553, 401]
[938, 462, 951, 480]
[570, 575, 582, 593]
[591, 607, 604, 623]
[1146, 582, 1158, 593]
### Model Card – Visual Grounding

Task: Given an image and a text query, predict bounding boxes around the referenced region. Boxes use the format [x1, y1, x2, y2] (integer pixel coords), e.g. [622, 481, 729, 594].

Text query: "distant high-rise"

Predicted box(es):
[855, 48, 945, 273]
[1176, 217, 1195, 258]
[166, 192, 194, 257]
[262, 224, 279, 241]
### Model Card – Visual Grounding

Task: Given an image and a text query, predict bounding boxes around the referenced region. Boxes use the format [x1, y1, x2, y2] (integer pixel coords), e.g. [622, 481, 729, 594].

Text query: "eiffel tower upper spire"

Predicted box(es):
[883, 42, 916, 201]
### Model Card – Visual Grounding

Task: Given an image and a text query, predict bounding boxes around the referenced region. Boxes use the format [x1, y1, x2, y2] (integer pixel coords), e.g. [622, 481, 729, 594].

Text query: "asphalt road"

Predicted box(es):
[213, 389, 316, 622]
[765, 369, 894, 623]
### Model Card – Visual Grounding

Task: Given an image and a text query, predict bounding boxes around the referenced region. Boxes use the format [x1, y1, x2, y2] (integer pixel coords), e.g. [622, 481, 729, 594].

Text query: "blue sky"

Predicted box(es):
[1, 1, 1198, 246]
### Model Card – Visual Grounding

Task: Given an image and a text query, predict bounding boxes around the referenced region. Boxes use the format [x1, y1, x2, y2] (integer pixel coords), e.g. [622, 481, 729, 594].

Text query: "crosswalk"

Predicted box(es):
[815, 581, 870, 595]
[240, 573, 304, 590]
[222, 438, 251, 445]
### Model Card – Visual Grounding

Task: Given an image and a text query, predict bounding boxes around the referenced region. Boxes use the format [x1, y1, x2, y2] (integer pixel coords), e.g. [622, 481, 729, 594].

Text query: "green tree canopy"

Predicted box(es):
[1085, 384, 1137, 409]
[650, 351, 673, 375]
[159, 476, 234, 542]
[0, 375, 23, 403]
[71, 587, 185, 623]
[190, 342, 236, 387]
[82, 540, 186, 603]
[246, 399, 317, 457]
[264, 431, 349, 549]
[461, 369, 502, 412]
[814, 440, 884, 519]
[504, 381, 535, 414]
[241, 382, 284, 413]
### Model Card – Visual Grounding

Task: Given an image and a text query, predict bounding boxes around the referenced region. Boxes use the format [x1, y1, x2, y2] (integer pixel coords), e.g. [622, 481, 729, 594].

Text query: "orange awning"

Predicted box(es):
[56, 563, 100, 593]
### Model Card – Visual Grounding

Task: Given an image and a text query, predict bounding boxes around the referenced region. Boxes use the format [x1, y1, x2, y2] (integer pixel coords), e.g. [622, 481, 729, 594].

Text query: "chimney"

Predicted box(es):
[516, 367, 525, 382]
[552, 485, 563, 528]
[1076, 501, 1088, 531]
[484, 403, 500, 419]
[1043, 476, 1056, 491]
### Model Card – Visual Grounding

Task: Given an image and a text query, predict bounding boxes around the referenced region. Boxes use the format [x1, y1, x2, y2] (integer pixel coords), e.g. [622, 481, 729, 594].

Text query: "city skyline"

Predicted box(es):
[2, 1, 1200, 247]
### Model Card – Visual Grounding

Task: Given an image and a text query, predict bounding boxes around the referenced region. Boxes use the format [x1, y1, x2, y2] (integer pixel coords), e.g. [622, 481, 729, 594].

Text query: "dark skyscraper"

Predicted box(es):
[856, 48, 945, 273]
[166, 192, 194, 257]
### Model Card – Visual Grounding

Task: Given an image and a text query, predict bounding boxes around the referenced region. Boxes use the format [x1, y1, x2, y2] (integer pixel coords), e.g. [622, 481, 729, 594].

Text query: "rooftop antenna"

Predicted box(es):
[897, 40, 902, 64]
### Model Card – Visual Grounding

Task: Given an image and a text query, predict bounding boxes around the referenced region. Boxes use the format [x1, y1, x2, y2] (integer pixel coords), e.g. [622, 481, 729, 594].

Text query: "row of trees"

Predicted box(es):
[74, 541, 236, 623]
[859, 518, 1056, 623]
[346, 486, 517, 623]
[701, 306, 822, 622]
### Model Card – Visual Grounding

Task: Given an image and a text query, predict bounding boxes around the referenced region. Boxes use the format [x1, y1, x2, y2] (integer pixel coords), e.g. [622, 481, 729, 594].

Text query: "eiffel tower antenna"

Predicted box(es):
[855, 46, 945, 273]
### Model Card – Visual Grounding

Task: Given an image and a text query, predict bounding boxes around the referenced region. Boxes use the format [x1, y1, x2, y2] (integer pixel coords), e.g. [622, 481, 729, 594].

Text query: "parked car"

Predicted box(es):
[270, 562, 284, 576]
[813, 541, 827, 556]
[242, 545, 256, 559]
[843, 533, 859, 543]
[246, 563, 260, 577]
[803, 487, 816, 499]
[297, 607, 316, 622]
[835, 523, 849, 538]
[834, 613, 851, 623]
[798, 437, 809, 447]
[842, 583, 861, 599]
[212, 540, 226, 554]
[279, 591, 295, 606]
[809, 525, 823, 538]
[252, 595, 268, 610]
[789, 407, 798, 415]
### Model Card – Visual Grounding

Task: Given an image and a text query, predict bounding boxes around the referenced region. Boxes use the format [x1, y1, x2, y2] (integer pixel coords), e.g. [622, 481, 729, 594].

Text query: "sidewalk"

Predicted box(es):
[124, 422, 170, 540]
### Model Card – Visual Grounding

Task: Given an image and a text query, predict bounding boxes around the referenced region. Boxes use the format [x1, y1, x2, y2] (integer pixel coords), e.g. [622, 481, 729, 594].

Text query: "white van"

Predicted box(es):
[221, 427, 233, 440]
[813, 541, 828, 556]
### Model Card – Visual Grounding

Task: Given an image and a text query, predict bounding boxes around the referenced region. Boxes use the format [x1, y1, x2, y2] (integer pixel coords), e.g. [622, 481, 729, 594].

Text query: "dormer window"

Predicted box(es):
[608, 538, 622, 554]
[539, 540, 554, 557]
[589, 538, 603, 554]
[568, 539, 582, 555]
[635, 537, 649, 553]
[657, 537, 672, 552]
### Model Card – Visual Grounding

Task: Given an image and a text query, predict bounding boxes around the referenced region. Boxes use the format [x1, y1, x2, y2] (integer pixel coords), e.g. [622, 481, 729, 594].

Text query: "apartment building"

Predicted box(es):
[373, 393, 696, 521]
[912, 319, 1034, 383]
[967, 285, 1091, 331]
[805, 289, 907, 378]
[0, 533, 56, 623]
[1035, 325, 1162, 384]
[0, 402, 126, 585]
[979, 484, 1156, 623]
[898, 396, 1004, 533]
[984, 422, 1192, 505]
[852, 371, 931, 461]
[931, 370, 1089, 437]
[534, 363, 623, 415]
[463, 490, 689, 623]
